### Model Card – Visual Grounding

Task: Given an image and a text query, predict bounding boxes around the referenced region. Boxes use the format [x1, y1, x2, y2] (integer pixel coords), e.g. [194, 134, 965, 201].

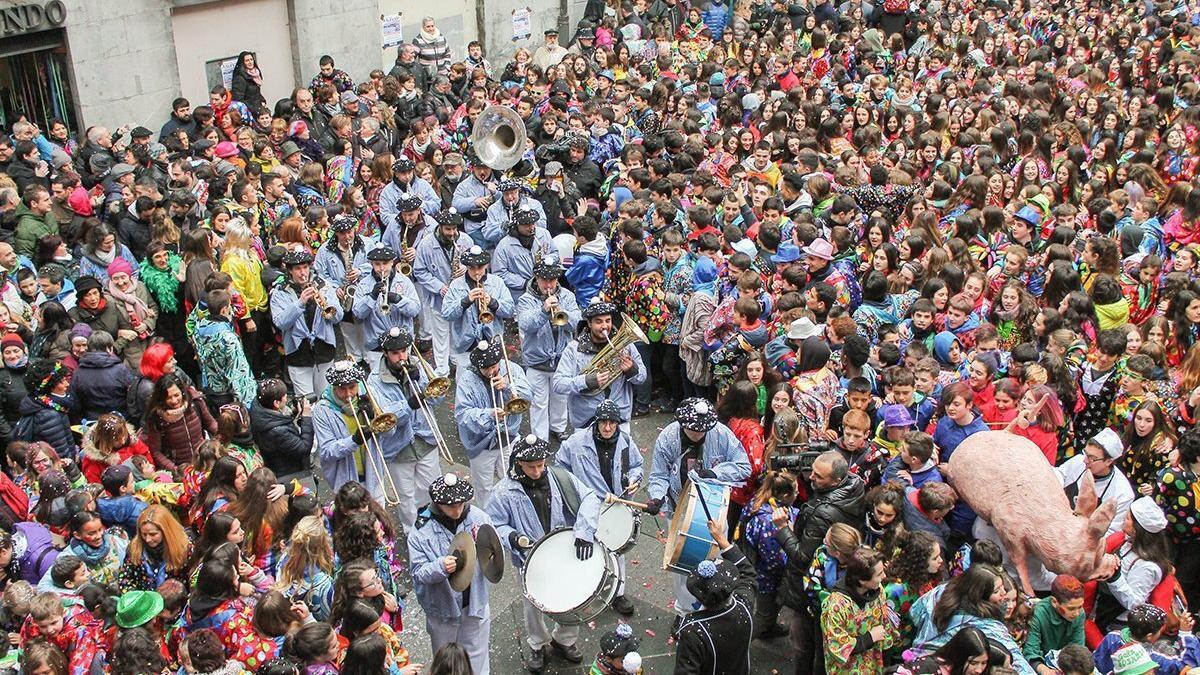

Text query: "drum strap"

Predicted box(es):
[548, 466, 581, 522]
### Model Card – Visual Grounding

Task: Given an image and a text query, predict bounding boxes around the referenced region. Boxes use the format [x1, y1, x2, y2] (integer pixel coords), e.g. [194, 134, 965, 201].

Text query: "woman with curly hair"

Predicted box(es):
[329, 557, 401, 632]
[864, 481, 907, 555]
[332, 482, 402, 603]
[988, 281, 1039, 352]
[885, 530, 946, 651]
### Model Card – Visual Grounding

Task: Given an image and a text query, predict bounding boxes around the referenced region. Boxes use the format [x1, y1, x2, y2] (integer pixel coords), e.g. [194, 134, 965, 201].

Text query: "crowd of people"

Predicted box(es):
[2, 0, 1200, 672]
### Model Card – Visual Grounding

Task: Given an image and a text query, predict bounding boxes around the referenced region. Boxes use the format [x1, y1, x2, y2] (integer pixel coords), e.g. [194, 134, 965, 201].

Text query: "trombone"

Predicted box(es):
[398, 353, 455, 465]
[493, 330, 530, 415]
[348, 382, 402, 507]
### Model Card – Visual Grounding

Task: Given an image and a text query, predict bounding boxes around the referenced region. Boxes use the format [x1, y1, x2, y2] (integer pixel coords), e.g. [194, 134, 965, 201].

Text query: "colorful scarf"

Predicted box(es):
[69, 535, 112, 567]
[140, 255, 182, 314]
[108, 278, 151, 323]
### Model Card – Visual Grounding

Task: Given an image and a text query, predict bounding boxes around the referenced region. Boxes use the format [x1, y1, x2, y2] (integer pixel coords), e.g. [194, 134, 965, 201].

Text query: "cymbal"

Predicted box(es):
[475, 523, 505, 583]
[449, 531, 477, 592]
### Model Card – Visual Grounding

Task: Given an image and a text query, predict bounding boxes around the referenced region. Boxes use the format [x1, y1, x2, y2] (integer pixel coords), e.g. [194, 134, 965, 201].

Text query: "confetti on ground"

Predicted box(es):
[667, 600, 675, 610]
[587, 621, 596, 630]
[643, 582, 652, 588]
[645, 629, 656, 637]
[631, 559, 639, 564]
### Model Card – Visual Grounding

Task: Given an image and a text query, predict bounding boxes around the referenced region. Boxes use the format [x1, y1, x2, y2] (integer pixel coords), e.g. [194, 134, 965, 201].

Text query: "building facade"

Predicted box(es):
[0, 0, 586, 132]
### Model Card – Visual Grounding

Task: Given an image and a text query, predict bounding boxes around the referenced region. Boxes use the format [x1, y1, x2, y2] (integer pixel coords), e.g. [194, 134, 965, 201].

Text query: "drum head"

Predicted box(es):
[662, 483, 696, 570]
[596, 504, 637, 551]
[524, 530, 608, 613]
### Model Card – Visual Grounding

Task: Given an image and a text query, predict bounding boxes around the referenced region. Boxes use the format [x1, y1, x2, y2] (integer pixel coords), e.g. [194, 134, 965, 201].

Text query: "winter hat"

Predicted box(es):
[686, 558, 738, 608]
[593, 399, 624, 423]
[600, 622, 641, 658]
[107, 258, 134, 279]
[378, 326, 413, 352]
[74, 276, 103, 297]
[469, 339, 504, 369]
[1, 334, 25, 352]
[612, 187, 633, 209]
[325, 360, 365, 387]
[429, 472, 474, 505]
[677, 398, 718, 432]
[510, 434, 550, 462]
[69, 323, 93, 341]
[214, 141, 239, 159]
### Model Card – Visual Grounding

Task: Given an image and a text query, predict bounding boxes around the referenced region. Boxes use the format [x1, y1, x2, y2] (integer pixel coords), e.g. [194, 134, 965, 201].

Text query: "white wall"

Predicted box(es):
[170, 0, 297, 107]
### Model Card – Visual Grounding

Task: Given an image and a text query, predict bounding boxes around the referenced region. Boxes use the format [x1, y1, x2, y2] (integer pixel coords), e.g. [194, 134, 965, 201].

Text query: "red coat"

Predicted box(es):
[728, 416, 766, 506]
[1013, 424, 1058, 465]
[81, 439, 155, 484]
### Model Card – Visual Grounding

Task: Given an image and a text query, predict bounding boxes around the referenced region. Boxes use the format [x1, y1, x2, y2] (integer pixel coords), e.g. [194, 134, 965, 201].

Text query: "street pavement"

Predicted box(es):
[392, 406, 797, 674]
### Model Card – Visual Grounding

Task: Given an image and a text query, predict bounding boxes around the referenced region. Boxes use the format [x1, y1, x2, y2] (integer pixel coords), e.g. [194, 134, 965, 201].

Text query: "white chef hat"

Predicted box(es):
[1089, 427, 1125, 460]
[1130, 496, 1168, 534]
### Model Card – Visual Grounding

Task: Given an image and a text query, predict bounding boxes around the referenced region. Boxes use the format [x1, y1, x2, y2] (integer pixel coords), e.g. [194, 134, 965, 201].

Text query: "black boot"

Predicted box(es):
[612, 594, 635, 615]
[526, 646, 546, 673]
[550, 639, 583, 663]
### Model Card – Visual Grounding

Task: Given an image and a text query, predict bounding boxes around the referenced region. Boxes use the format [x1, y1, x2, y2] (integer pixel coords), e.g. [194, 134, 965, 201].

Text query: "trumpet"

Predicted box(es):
[379, 270, 394, 314]
[547, 293, 569, 327]
[309, 280, 338, 320]
[475, 283, 494, 323]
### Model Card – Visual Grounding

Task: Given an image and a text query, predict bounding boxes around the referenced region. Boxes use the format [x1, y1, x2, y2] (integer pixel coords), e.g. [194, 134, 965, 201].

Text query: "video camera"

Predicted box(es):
[770, 440, 836, 474]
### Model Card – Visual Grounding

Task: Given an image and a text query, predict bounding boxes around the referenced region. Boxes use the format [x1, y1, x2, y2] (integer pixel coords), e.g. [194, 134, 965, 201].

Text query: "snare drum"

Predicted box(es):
[662, 480, 730, 575]
[596, 503, 641, 554]
[523, 528, 620, 626]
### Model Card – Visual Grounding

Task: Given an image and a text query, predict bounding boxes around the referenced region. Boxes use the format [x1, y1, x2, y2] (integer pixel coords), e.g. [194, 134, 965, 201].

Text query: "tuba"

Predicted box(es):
[471, 105, 527, 171]
[580, 313, 649, 381]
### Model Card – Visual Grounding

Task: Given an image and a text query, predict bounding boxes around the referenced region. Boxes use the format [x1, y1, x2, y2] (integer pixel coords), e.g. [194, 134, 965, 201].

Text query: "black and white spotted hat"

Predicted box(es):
[283, 248, 315, 267]
[330, 214, 358, 232]
[512, 208, 539, 226]
[460, 244, 489, 267]
[429, 472, 474, 504]
[378, 326, 413, 352]
[497, 178, 524, 193]
[366, 243, 398, 261]
[434, 208, 463, 227]
[532, 254, 563, 279]
[469, 339, 504, 369]
[397, 193, 423, 212]
[594, 398, 624, 423]
[677, 397, 718, 432]
[581, 299, 617, 320]
[511, 433, 550, 462]
[392, 157, 416, 173]
[325, 360, 365, 386]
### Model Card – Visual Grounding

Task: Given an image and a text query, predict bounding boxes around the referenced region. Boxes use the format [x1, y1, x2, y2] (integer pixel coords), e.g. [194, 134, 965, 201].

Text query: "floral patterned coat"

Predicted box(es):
[821, 584, 899, 675]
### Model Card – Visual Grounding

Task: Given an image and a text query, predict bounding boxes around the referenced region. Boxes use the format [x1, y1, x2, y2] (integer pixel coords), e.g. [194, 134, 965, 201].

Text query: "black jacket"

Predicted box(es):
[564, 157, 603, 201]
[117, 209, 152, 261]
[250, 404, 315, 477]
[6, 158, 46, 193]
[230, 68, 267, 110]
[674, 546, 757, 675]
[389, 60, 430, 94]
[0, 364, 26, 446]
[69, 351, 134, 420]
[17, 395, 77, 459]
[775, 473, 866, 611]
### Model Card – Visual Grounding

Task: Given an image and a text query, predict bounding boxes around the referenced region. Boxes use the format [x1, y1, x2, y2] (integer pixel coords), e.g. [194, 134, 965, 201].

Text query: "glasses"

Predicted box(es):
[1083, 454, 1109, 465]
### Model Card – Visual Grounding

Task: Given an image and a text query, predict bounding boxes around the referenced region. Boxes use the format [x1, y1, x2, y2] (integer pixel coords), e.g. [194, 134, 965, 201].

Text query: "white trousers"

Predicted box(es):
[288, 361, 333, 398]
[469, 445, 506, 508]
[523, 594, 580, 650]
[615, 555, 627, 597]
[673, 571, 700, 617]
[339, 321, 364, 359]
[426, 304, 451, 377]
[387, 442, 443, 529]
[427, 612, 491, 675]
[527, 368, 567, 439]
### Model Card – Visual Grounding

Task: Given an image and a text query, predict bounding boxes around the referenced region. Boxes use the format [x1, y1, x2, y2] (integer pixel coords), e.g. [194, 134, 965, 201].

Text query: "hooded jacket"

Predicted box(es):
[775, 473, 866, 610]
[69, 351, 134, 420]
[249, 404, 314, 477]
[564, 235, 609, 309]
[17, 394, 77, 459]
[12, 203, 58, 258]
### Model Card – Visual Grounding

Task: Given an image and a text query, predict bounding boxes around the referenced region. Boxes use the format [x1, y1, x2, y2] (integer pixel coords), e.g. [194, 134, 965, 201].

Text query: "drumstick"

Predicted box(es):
[605, 494, 650, 510]
[694, 484, 716, 523]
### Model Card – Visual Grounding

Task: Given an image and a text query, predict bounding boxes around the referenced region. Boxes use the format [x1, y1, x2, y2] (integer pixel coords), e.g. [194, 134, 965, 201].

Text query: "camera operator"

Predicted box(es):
[770, 450, 865, 675]
[249, 378, 316, 483]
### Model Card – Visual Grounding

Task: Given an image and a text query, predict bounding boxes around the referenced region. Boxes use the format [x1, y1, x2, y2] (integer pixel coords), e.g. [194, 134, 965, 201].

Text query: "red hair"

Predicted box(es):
[140, 343, 175, 380]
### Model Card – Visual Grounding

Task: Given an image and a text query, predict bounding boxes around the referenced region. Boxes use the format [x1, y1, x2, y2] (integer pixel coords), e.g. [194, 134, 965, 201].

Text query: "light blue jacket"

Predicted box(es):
[452, 174, 496, 237]
[647, 421, 750, 514]
[412, 231, 474, 314]
[490, 228, 556, 304]
[551, 330, 647, 427]
[364, 366, 416, 458]
[555, 426, 643, 496]
[312, 391, 386, 497]
[453, 363, 531, 459]
[379, 177, 441, 224]
[312, 237, 373, 291]
[485, 469, 602, 568]
[270, 281, 342, 354]
[369, 356, 441, 451]
[382, 212, 435, 255]
[353, 271, 422, 351]
[441, 274, 513, 354]
[481, 196, 547, 248]
[515, 284, 581, 371]
[408, 505, 494, 621]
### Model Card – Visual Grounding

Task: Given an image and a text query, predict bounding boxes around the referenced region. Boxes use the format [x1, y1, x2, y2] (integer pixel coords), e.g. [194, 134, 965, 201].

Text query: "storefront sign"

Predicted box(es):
[1, 1, 67, 37]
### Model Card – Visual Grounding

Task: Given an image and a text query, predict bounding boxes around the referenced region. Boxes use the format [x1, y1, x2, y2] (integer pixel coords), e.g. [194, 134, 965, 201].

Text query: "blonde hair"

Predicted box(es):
[127, 505, 191, 575]
[277, 515, 333, 588]
[825, 522, 862, 558]
[222, 218, 256, 260]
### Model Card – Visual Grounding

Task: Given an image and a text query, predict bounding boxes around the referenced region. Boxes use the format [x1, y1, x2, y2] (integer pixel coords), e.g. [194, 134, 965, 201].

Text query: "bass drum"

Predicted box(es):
[523, 528, 619, 626]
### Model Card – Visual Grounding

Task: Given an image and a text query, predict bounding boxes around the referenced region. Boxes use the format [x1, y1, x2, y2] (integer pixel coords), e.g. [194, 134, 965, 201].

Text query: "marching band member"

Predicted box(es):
[452, 151, 499, 248]
[354, 244, 421, 367]
[555, 399, 642, 616]
[645, 398, 750, 630]
[454, 339, 532, 506]
[485, 435, 602, 674]
[442, 244, 513, 370]
[312, 360, 387, 498]
[481, 179, 547, 248]
[271, 248, 343, 396]
[492, 207, 556, 306]
[408, 472, 495, 675]
[380, 156, 440, 222]
[369, 327, 443, 528]
[381, 192, 434, 258]
[516, 255, 580, 441]
[552, 300, 647, 433]
[314, 213, 371, 360]
[412, 208, 474, 377]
